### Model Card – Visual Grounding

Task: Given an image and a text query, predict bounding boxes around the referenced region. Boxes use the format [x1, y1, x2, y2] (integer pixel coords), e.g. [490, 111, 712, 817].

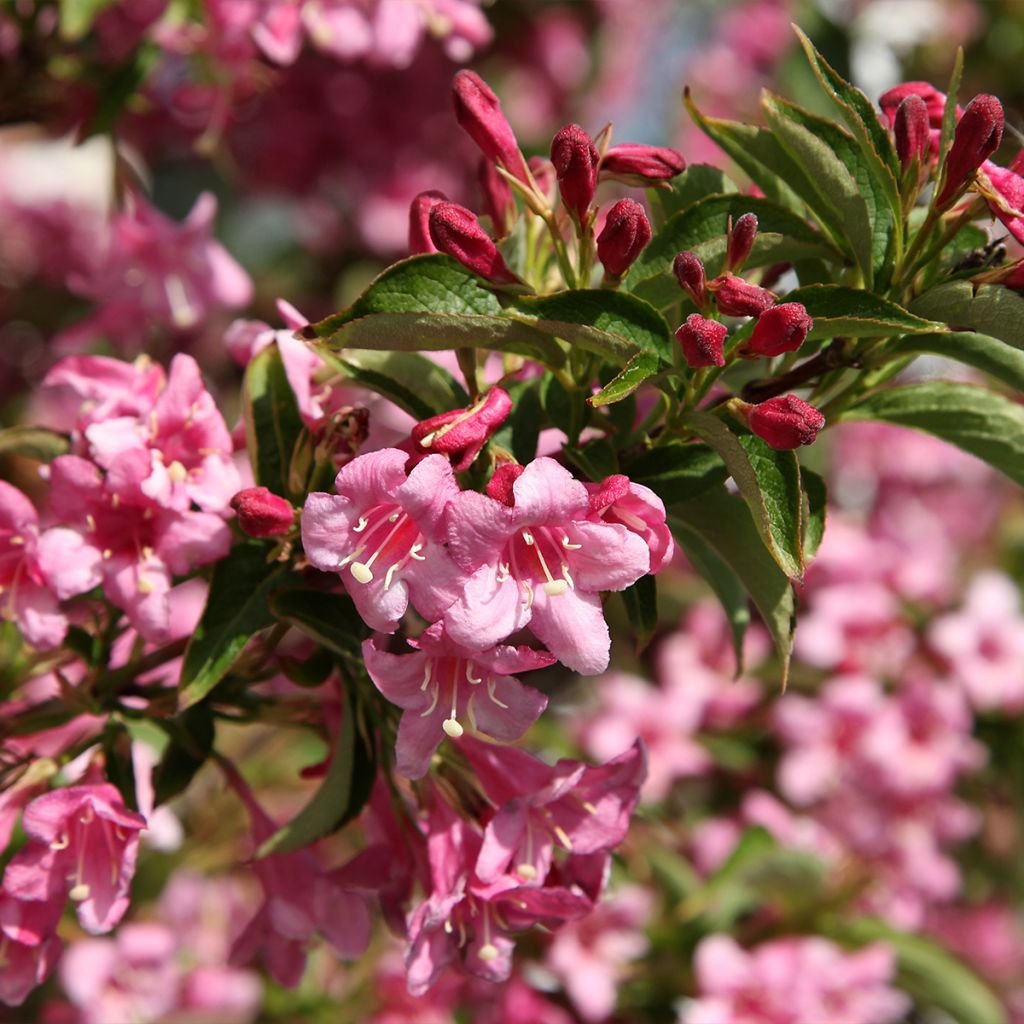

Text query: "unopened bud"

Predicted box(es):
[709, 273, 776, 317]
[596, 199, 652, 278]
[879, 81, 948, 129]
[428, 202, 518, 284]
[452, 70, 530, 184]
[411, 388, 513, 472]
[230, 487, 295, 537]
[477, 159, 515, 238]
[726, 213, 758, 272]
[673, 251, 707, 308]
[551, 124, 599, 221]
[409, 190, 448, 255]
[675, 313, 727, 368]
[894, 95, 931, 170]
[600, 143, 686, 185]
[487, 462, 525, 505]
[936, 94, 1004, 208]
[746, 394, 825, 450]
[744, 302, 813, 357]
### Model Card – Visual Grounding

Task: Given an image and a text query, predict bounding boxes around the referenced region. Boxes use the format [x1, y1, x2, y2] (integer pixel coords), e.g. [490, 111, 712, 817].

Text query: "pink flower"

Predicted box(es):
[408, 189, 449, 254]
[599, 144, 686, 185]
[0, 889, 63, 1007]
[746, 394, 825, 450]
[681, 935, 909, 1024]
[0, 482, 102, 649]
[444, 458, 651, 674]
[585, 474, 673, 574]
[980, 154, 1024, 245]
[673, 251, 708, 309]
[4, 783, 146, 935]
[301, 448, 464, 633]
[363, 623, 551, 778]
[411, 388, 513, 472]
[935, 94, 1003, 208]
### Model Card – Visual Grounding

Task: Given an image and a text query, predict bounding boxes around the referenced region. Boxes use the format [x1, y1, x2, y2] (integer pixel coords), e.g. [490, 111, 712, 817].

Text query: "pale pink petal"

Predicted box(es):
[529, 587, 611, 675]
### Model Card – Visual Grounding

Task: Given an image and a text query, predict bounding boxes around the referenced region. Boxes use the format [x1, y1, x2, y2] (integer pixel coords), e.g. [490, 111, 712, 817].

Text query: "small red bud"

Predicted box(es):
[477, 159, 515, 238]
[411, 388, 513, 472]
[452, 70, 530, 184]
[230, 487, 295, 538]
[596, 199, 652, 278]
[409, 190, 448, 255]
[726, 213, 758, 272]
[745, 302, 813, 358]
[879, 81, 948, 129]
[675, 313, 727, 368]
[894, 95, 931, 170]
[747, 394, 825, 450]
[936, 94, 1004, 208]
[428, 202, 518, 284]
[600, 144, 686, 185]
[673, 251, 707, 308]
[551, 124, 599, 221]
[709, 274, 776, 318]
[487, 462, 525, 505]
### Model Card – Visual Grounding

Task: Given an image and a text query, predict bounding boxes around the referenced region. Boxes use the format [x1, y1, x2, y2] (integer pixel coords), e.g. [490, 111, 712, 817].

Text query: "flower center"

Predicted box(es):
[338, 503, 426, 589]
[500, 526, 581, 610]
[418, 655, 509, 740]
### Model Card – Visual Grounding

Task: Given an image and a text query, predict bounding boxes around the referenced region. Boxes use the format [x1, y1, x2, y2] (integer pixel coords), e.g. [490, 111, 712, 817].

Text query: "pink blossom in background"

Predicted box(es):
[0, 888, 64, 1006]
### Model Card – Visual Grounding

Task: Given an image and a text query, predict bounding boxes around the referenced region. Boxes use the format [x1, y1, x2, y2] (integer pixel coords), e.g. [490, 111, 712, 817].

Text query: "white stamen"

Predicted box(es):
[86, 514, 97, 532]
[522, 530, 535, 545]
[543, 579, 569, 596]
[69, 883, 91, 902]
[167, 460, 188, 483]
[487, 678, 509, 709]
[419, 431, 436, 448]
[466, 663, 483, 685]
[352, 517, 370, 533]
[420, 683, 440, 717]
[388, 512, 400, 523]
[408, 543, 426, 561]
[383, 563, 399, 590]
[9, 535, 24, 546]
[350, 562, 374, 584]
[442, 717, 464, 738]
[561, 534, 582, 550]
[50, 834, 69, 851]
[553, 825, 574, 851]
[420, 664, 433, 691]
[516, 863, 537, 880]
[444, 919, 453, 934]
[582, 801, 598, 814]
[521, 578, 535, 612]
[496, 562, 511, 583]
[466, 693, 478, 732]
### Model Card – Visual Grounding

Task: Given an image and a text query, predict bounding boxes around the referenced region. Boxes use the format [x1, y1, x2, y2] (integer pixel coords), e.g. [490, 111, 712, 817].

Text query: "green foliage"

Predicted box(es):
[0, 427, 70, 462]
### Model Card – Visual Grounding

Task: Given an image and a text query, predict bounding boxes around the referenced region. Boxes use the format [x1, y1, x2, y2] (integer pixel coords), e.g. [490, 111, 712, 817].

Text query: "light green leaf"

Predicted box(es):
[801, 468, 827, 563]
[59, 0, 118, 39]
[841, 381, 1024, 486]
[887, 331, 1024, 392]
[588, 350, 660, 406]
[0, 427, 70, 463]
[648, 163, 738, 221]
[787, 283, 946, 339]
[243, 345, 305, 500]
[909, 282, 1024, 349]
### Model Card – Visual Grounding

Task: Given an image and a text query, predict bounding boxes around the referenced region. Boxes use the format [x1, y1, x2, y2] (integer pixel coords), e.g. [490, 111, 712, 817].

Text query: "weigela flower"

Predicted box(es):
[599, 144, 686, 185]
[3, 783, 146, 935]
[550, 124, 599, 222]
[0, 482, 102, 649]
[584, 474, 673, 574]
[726, 212, 758, 272]
[675, 313, 727, 369]
[744, 301, 813, 358]
[409, 189, 449, 254]
[302, 448, 465, 633]
[0, 888, 63, 1007]
[979, 153, 1024, 245]
[461, 736, 646, 886]
[709, 273, 776, 317]
[747, 394, 825, 450]
[411, 388, 512, 472]
[443, 458, 651, 674]
[230, 487, 295, 538]
[596, 199, 651, 278]
[673, 251, 708, 308]
[428, 201, 519, 285]
[935, 94, 1004, 208]
[894, 94, 931, 170]
[363, 622, 552, 777]
[451, 70, 530, 184]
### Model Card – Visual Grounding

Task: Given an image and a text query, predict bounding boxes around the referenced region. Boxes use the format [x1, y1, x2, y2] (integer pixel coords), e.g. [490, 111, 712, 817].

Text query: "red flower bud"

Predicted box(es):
[709, 274, 776, 317]
[879, 81, 948, 129]
[936, 94, 1004, 208]
[726, 213, 758, 272]
[600, 144, 686, 185]
[487, 462, 525, 505]
[428, 202, 518, 284]
[551, 124, 599, 221]
[411, 388, 513, 472]
[673, 251, 707, 308]
[675, 313, 727, 368]
[409, 190, 448, 255]
[477, 159, 515, 238]
[894, 94, 931, 170]
[745, 302, 813, 357]
[747, 394, 825, 450]
[230, 487, 295, 538]
[452, 70, 529, 184]
[596, 198, 652, 278]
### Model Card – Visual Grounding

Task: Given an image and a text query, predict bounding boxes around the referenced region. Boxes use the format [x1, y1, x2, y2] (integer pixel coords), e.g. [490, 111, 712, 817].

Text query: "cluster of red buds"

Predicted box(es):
[671, 214, 823, 451]
[408, 70, 686, 287]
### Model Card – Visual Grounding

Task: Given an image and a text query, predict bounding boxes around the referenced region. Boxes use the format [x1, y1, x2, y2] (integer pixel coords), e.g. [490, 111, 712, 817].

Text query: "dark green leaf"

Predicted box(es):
[153, 706, 216, 806]
[887, 331, 1024, 392]
[909, 282, 1024, 349]
[841, 381, 1024, 486]
[0, 426, 70, 463]
[621, 575, 658, 652]
[269, 589, 367, 662]
[801, 468, 827, 563]
[178, 546, 286, 710]
[562, 438, 618, 482]
[686, 413, 804, 579]
[937, 49, 965, 171]
[648, 163, 737, 221]
[788, 283, 946, 339]
[625, 442, 729, 505]
[102, 722, 138, 811]
[508, 380, 543, 465]
[588, 350, 660, 406]
[243, 345, 305, 499]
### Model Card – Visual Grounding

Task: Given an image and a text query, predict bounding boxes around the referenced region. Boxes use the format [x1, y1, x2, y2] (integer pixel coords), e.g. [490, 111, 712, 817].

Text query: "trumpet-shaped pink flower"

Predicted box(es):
[363, 623, 551, 778]
[302, 449, 465, 633]
[584, 474, 673, 574]
[0, 482, 102, 649]
[411, 388, 512, 472]
[0, 889, 63, 1007]
[461, 737, 645, 886]
[444, 458, 651, 674]
[3, 783, 146, 935]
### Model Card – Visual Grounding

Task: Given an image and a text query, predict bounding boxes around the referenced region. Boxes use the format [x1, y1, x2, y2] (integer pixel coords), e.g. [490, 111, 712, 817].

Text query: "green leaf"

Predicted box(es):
[801, 468, 827, 563]
[937, 49, 965, 172]
[507, 290, 674, 365]
[318, 349, 467, 421]
[59, 0, 118, 38]
[243, 345, 305, 499]
[179, 546, 287, 710]
[841, 381, 1024, 486]
[836, 919, 1007, 1024]
[269, 589, 368, 662]
[588, 350, 660, 406]
[686, 413, 804, 579]
[152, 706, 216, 806]
[508, 380, 544, 464]
[0, 426, 70, 463]
[562, 438, 618, 482]
[887, 331, 1024, 392]
[648, 163, 737, 221]
[671, 521, 749, 672]
[625, 194, 836, 309]
[625, 442, 729, 505]
[621, 575, 658, 652]
[787, 283, 946, 339]
[670, 487, 796, 685]
[909, 282, 1024, 349]
[761, 94, 877, 285]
